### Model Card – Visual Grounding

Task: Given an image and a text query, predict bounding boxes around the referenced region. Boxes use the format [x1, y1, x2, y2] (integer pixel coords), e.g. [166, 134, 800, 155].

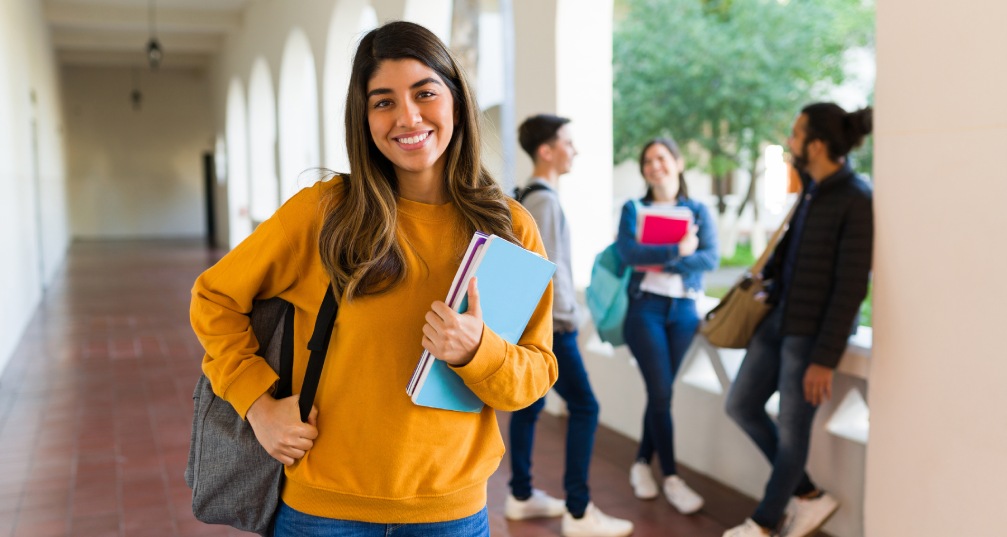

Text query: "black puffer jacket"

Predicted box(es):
[764, 164, 874, 368]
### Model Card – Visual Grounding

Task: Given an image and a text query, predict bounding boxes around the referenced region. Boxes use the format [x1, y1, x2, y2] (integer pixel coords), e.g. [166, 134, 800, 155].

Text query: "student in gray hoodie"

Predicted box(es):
[505, 115, 634, 537]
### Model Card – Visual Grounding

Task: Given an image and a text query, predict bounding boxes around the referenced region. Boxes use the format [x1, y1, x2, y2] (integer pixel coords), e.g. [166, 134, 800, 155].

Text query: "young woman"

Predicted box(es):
[615, 137, 718, 514]
[190, 21, 557, 536]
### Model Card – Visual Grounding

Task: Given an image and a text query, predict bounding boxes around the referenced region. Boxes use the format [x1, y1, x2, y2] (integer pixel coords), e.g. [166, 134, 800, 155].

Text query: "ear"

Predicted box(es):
[536, 143, 553, 163]
[808, 138, 828, 160]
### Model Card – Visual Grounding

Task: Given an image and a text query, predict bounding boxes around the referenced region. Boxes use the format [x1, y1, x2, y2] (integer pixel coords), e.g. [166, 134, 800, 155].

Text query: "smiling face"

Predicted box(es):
[641, 142, 682, 197]
[366, 58, 456, 192]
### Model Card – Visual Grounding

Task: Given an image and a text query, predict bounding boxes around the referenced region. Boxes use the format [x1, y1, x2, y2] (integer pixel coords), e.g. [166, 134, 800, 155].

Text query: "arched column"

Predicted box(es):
[323, 0, 374, 172]
[248, 57, 279, 223]
[225, 77, 252, 247]
[512, 0, 614, 286]
[278, 28, 322, 202]
[403, 0, 452, 44]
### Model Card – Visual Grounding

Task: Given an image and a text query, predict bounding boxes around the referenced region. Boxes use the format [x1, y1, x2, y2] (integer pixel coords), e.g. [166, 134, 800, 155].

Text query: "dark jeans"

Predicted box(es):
[274, 503, 489, 536]
[509, 330, 599, 518]
[725, 305, 820, 530]
[623, 293, 700, 477]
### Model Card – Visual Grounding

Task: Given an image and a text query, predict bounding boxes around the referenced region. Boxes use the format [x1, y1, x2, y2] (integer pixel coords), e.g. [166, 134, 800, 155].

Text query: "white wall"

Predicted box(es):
[866, 1, 1007, 536]
[63, 66, 213, 238]
[0, 0, 69, 374]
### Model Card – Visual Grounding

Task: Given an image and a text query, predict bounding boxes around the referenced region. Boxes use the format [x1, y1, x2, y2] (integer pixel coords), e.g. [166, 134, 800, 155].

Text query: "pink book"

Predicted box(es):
[637, 208, 693, 245]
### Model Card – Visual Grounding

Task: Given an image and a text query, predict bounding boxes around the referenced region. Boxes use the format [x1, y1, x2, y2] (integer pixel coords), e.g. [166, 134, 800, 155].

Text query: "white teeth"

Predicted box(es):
[397, 132, 429, 145]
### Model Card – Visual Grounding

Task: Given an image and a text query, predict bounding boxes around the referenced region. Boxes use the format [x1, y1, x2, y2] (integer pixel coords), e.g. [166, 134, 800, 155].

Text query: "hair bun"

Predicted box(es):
[847, 107, 873, 137]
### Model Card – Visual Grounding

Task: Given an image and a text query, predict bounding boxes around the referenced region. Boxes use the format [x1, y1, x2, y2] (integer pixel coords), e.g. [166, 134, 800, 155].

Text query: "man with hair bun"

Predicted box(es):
[722, 103, 874, 537]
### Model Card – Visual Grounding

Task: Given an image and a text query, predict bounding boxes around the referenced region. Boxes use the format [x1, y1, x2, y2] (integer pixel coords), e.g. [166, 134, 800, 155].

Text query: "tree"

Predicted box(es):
[614, 0, 874, 219]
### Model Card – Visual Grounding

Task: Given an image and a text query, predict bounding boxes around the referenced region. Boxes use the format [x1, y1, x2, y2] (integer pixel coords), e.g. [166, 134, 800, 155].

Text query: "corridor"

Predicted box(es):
[0, 240, 763, 536]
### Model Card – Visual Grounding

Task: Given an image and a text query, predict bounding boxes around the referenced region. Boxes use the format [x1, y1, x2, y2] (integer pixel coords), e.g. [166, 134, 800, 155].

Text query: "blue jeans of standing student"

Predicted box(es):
[623, 293, 700, 477]
[273, 503, 489, 537]
[509, 330, 599, 518]
[725, 305, 820, 531]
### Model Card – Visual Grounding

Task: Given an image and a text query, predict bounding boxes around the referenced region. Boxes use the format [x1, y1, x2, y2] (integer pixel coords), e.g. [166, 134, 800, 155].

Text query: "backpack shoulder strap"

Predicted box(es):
[297, 284, 339, 422]
[515, 183, 550, 204]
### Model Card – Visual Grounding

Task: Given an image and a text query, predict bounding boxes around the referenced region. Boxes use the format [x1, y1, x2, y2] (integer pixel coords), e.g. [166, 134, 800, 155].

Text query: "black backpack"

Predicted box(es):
[513, 183, 550, 204]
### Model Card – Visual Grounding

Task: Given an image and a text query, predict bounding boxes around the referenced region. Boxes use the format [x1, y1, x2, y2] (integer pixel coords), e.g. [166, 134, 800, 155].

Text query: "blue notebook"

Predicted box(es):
[406, 233, 556, 413]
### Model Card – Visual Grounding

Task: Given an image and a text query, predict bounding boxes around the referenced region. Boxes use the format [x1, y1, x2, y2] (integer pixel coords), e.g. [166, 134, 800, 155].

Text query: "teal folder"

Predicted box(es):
[407, 234, 556, 413]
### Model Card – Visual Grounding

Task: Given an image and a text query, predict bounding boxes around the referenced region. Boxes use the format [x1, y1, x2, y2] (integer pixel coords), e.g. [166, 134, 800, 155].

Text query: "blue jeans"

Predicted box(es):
[623, 293, 700, 477]
[725, 305, 819, 530]
[508, 330, 599, 518]
[273, 503, 489, 537]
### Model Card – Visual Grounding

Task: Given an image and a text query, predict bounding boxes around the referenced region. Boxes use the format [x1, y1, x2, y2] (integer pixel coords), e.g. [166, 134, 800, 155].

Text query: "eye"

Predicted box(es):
[417, 89, 437, 99]
[371, 98, 392, 109]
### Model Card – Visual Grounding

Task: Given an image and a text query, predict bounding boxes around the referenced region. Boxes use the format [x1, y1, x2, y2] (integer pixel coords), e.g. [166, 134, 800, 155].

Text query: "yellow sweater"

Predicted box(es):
[190, 177, 557, 523]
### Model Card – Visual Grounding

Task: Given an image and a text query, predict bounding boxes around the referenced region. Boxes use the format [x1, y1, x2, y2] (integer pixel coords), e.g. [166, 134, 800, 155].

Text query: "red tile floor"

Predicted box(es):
[0, 240, 785, 536]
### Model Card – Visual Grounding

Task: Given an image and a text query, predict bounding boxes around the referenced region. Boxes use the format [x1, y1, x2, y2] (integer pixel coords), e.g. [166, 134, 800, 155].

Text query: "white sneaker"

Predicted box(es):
[723, 518, 775, 537]
[504, 489, 566, 520]
[782, 492, 838, 537]
[663, 475, 704, 514]
[629, 462, 659, 499]
[562, 502, 634, 537]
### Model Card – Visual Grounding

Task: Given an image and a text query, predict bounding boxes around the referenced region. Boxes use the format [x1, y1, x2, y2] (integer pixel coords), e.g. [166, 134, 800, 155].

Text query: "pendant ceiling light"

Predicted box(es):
[146, 0, 163, 70]
[131, 68, 143, 111]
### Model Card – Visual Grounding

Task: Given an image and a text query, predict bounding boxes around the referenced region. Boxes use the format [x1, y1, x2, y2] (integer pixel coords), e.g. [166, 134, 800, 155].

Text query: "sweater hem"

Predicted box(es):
[281, 478, 487, 523]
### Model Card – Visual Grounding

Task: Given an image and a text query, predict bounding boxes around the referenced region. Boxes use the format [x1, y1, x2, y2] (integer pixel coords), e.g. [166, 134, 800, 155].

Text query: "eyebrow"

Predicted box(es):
[367, 77, 443, 99]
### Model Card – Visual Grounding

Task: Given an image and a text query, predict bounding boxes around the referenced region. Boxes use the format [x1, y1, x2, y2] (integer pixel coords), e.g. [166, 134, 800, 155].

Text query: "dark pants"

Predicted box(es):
[508, 330, 599, 518]
[623, 293, 700, 477]
[725, 305, 819, 530]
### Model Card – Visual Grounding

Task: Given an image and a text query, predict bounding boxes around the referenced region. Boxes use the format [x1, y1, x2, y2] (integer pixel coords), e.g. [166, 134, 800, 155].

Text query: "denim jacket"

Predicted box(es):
[614, 197, 719, 296]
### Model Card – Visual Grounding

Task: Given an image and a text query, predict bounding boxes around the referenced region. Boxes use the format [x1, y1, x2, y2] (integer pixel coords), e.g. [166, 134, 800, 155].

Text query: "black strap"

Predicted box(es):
[274, 302, 295, 399]
[298, 284, 339, 422]
[514, 183, 549, 204]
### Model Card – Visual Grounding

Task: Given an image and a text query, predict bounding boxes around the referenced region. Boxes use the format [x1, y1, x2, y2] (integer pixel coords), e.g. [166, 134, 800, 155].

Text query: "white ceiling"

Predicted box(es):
[45, 0, 253, 69]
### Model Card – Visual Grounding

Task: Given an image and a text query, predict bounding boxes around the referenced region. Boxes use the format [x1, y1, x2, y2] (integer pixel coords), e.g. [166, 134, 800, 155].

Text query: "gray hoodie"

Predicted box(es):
[519, 178, 580, 333]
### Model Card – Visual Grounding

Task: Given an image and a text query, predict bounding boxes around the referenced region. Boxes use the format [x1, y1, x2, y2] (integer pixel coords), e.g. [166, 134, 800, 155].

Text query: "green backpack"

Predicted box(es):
[585, 243, 631, 347]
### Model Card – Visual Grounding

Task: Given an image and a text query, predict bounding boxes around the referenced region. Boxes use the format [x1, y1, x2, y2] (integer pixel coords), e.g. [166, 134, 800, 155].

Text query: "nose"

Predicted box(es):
[396, 99, 421, 128]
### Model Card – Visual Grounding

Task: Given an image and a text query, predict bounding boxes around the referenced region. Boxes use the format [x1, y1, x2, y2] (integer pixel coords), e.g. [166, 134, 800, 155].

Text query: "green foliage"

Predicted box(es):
[720, 242, 756, 267]
[706, 285, 730, 299]
[859, 281, 872, 327]
[613, 0, 875, 174]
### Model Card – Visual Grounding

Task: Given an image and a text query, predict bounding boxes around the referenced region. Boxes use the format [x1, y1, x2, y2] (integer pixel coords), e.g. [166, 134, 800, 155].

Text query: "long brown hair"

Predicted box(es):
[319, 21, 517, 300]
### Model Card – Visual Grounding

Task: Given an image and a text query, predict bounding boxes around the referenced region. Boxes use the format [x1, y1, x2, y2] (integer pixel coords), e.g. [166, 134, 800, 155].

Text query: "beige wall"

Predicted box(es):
[0, 0, 69, 372]
[867, 1, 1007, 535]
[63, 66, 213, 238]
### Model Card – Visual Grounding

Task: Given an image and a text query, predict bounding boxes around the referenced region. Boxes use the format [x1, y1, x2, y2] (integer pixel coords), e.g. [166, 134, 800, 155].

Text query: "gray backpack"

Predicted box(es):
[185, 287, 336, 535]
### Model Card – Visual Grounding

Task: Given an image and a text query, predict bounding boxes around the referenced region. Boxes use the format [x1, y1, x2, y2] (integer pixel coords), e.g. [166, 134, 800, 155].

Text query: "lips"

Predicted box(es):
[394, 131, 432, 149]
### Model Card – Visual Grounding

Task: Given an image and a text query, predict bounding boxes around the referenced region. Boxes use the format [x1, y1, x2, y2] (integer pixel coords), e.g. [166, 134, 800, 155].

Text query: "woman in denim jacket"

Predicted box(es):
[615, 137, 719, 514]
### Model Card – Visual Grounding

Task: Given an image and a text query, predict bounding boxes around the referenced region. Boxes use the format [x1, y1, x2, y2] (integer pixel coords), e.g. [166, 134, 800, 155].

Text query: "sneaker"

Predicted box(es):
[504, 489, 566, 520]
[562, 502, 634, 537]
[723, 518, 775, 537]
[629, 462, 659, 500]
[663, 475, 704, 514]
[782, 492, 838, 537]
